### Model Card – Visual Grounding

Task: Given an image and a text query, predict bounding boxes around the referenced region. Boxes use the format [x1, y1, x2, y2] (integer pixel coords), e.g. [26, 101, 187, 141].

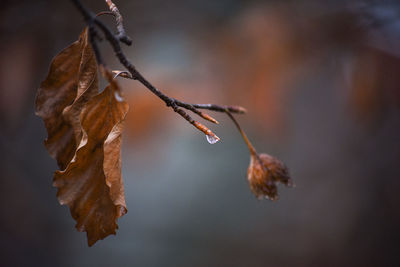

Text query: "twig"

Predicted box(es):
[111, 70, 246, 118]
[70, 0, 246, 141]
[104, 0, 132, 45]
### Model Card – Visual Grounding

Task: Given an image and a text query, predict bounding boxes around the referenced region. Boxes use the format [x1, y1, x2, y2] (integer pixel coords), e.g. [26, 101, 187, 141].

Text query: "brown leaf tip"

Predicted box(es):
[247, 152, 293, 200]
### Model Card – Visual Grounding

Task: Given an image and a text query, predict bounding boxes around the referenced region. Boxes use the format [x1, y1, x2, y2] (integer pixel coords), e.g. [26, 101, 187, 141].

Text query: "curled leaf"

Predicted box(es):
[247, 152, 292, 200]
[54, 74, 129, 246]
[35, 28, 98, 170]
[36, 27, 129, 246]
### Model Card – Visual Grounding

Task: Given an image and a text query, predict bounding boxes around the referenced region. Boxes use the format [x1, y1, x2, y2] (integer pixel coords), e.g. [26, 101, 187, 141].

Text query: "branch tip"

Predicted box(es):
[193, 121, 221, 144]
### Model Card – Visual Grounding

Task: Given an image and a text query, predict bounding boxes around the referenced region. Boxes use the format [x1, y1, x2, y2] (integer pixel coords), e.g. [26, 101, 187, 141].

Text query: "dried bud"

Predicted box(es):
[227, 106, 247, 114]
[247, 152, 292, 200]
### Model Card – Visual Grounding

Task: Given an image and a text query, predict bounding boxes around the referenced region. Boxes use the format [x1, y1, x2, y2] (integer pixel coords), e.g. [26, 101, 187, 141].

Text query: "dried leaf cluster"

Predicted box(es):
[36, 29, 128, 246]
[247, 152, 293, 200]
[225, 112, 293, 200]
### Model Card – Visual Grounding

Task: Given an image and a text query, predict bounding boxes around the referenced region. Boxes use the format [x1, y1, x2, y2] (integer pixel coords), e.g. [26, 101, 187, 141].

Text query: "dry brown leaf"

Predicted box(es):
[35, 28, 98, 170]
[37, 28, 128, 246]
[247, 152, 292, 200]
[53, 75, 129, 246]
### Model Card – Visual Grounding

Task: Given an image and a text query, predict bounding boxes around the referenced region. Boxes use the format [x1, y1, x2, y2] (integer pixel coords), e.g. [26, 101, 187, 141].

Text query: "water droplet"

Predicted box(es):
[114, 91, 124, 102]
[206, 134, 220, 144]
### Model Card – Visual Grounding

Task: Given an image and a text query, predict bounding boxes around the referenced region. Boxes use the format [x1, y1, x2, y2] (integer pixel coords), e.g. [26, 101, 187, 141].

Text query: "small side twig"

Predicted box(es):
[105, 0, 132, 45]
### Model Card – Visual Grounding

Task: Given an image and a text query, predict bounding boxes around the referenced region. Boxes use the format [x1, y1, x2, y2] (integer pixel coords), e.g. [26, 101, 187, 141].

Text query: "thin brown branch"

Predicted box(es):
[193, 104, 247, 114]
[111, 71, 244, 119]
[70, 0, 245, 141]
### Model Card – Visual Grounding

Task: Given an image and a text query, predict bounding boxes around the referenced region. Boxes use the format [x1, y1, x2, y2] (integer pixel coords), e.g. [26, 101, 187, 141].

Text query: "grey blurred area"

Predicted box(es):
[1, 0, 400, 266]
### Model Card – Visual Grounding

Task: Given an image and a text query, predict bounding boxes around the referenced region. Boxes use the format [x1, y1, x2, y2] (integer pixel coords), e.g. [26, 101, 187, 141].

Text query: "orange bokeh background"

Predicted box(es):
[1, 0, 399, 266]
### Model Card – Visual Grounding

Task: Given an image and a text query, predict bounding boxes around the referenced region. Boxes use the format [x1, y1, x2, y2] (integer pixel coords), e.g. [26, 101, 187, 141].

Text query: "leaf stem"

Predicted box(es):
[225, 111, 257, 155]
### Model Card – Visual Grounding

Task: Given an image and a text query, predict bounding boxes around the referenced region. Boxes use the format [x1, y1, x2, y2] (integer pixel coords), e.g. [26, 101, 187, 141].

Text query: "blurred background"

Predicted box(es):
[1, 0, 399, 266]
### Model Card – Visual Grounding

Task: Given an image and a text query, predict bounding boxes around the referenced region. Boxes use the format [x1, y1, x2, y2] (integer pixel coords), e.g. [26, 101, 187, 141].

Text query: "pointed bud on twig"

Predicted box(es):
[193, 121, 220, 144]
[199, 112, 219, 124]
[227, 106, 247, 114]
